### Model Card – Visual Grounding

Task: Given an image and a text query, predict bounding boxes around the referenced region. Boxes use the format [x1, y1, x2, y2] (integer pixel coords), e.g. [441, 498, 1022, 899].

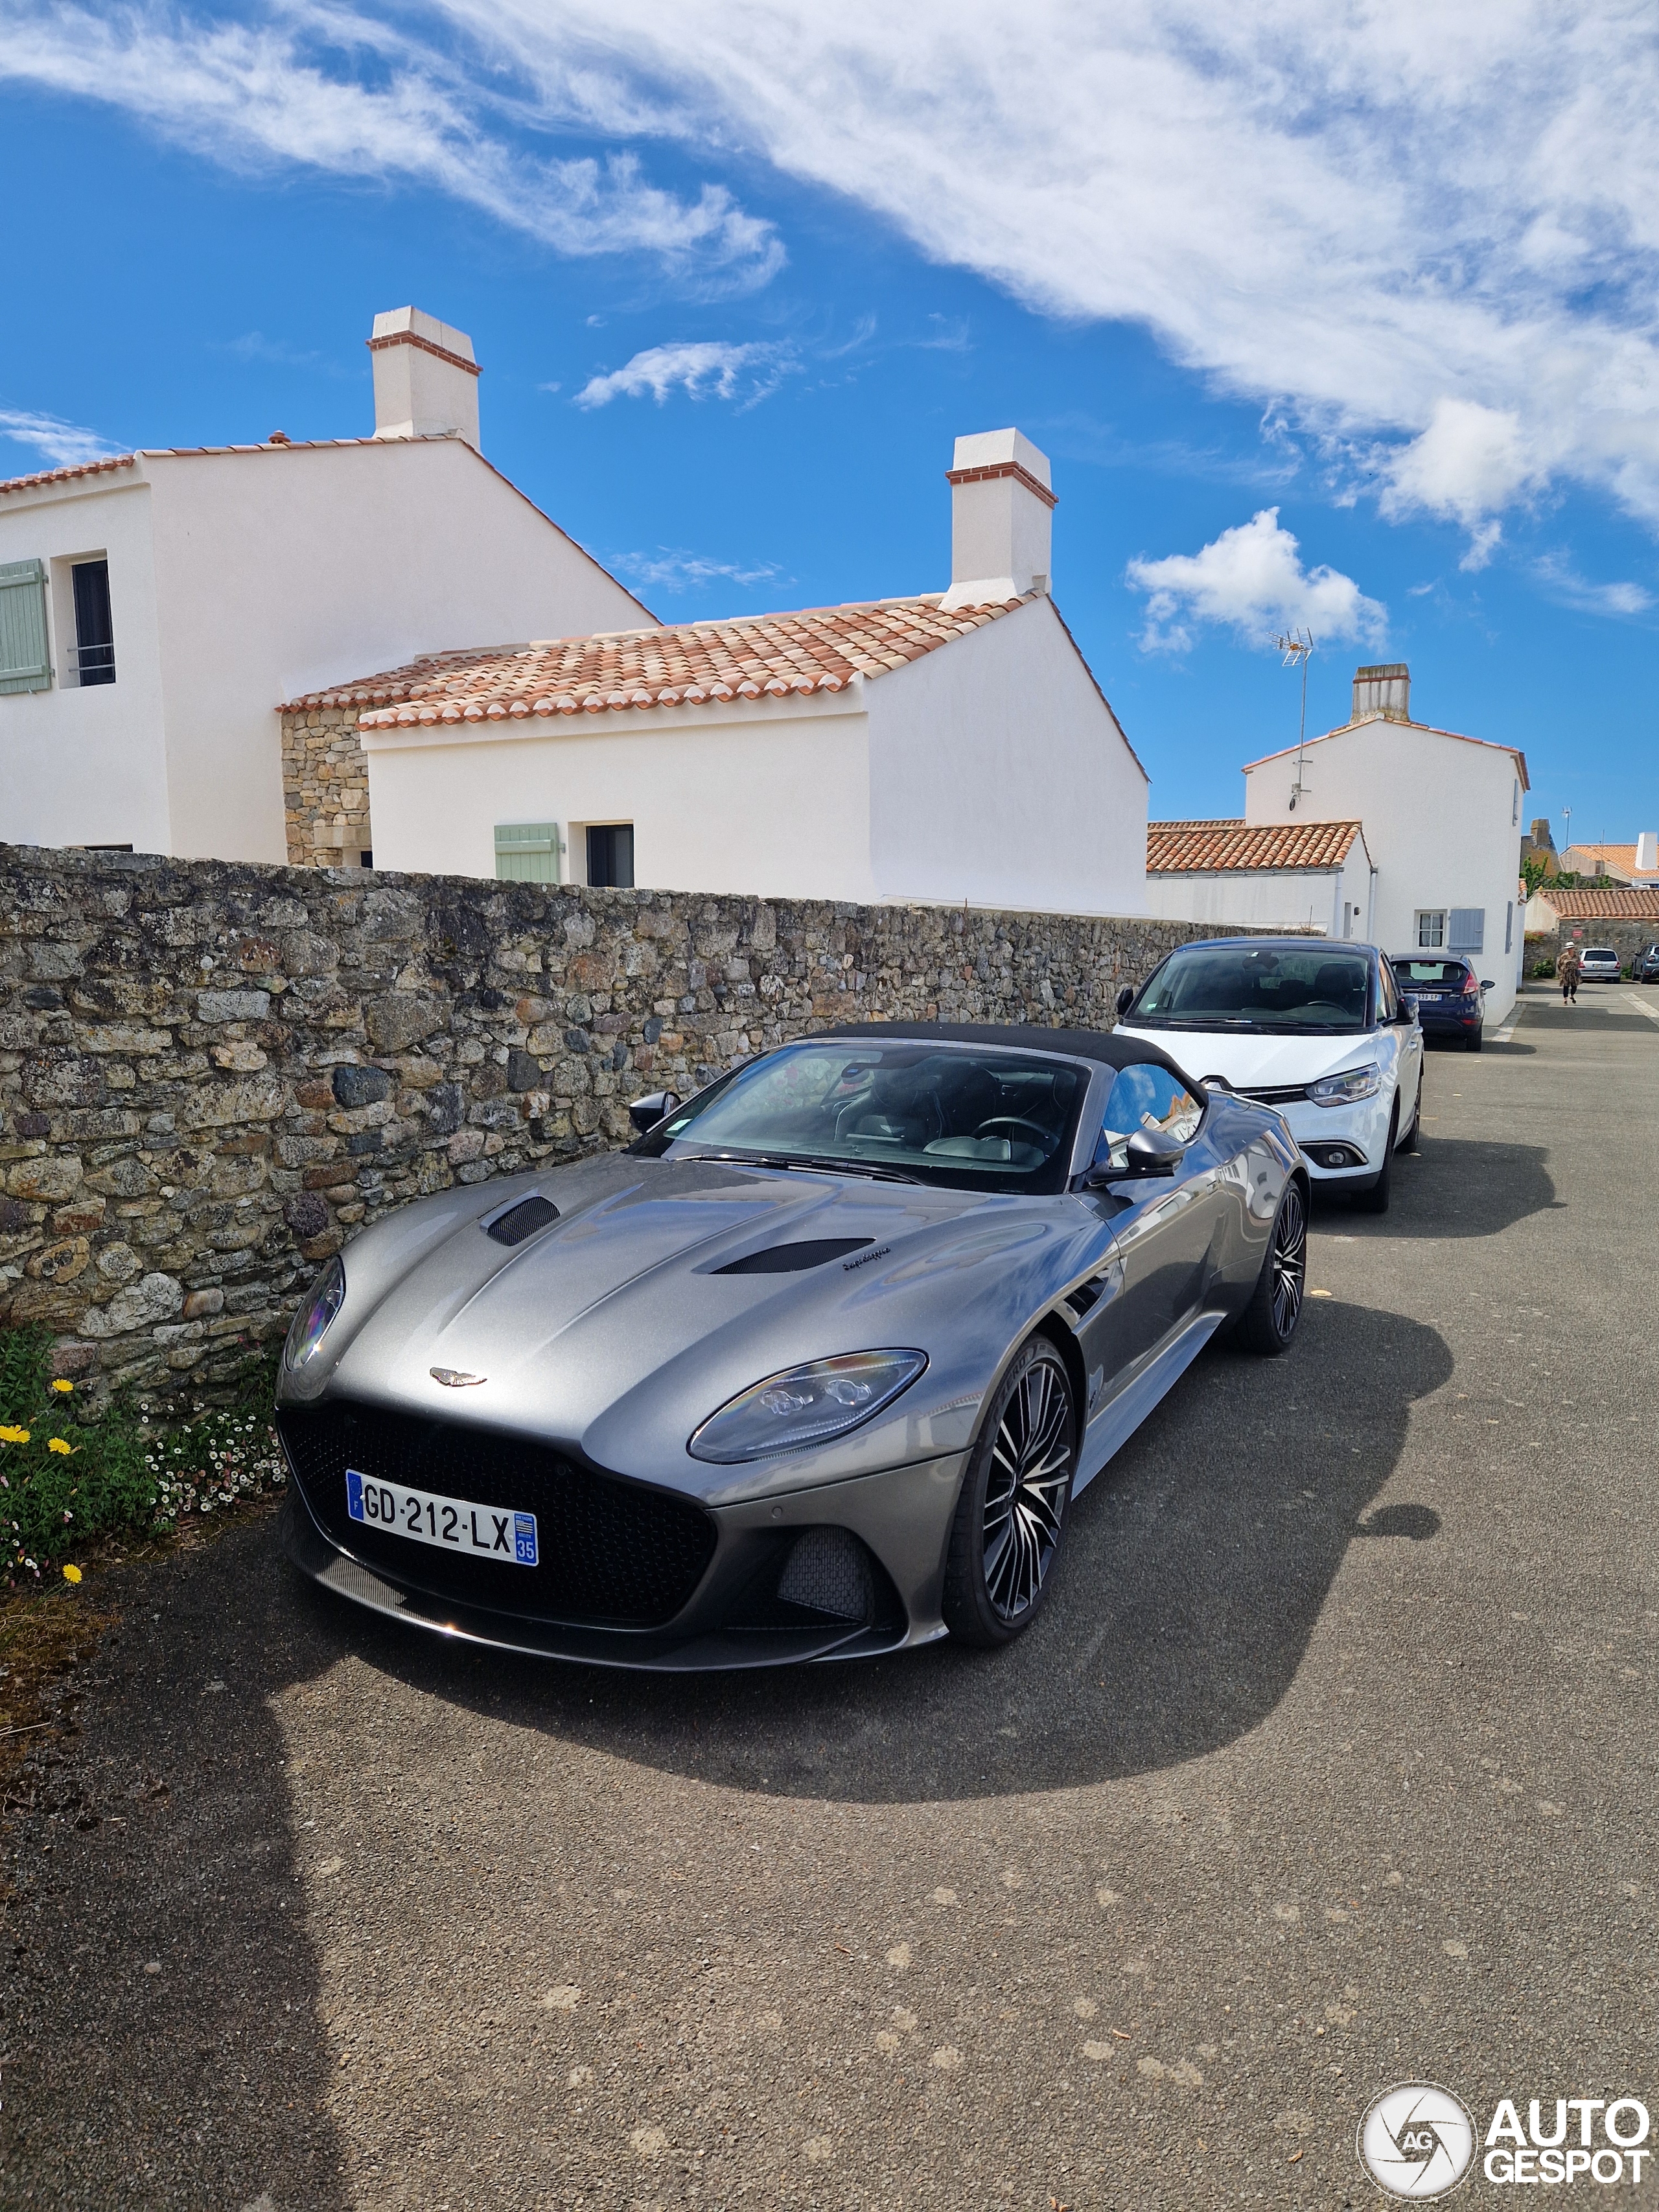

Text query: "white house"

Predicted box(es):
[0, 308, 651, 865]
[314, 429, 1152, 914]
[1238, 664, 1527, 1022]
[1144, 818, 1374, 936]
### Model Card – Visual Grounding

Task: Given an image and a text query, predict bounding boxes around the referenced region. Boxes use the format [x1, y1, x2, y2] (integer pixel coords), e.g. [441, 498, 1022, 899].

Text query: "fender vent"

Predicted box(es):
[715, 1237, 873, 1275]
[485, 1195, 559, 1246]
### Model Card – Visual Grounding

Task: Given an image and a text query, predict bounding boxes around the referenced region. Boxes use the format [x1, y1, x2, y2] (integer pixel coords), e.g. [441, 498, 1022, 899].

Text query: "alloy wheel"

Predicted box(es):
[982, 1355, 1074, 1622]
[1270, 1183, 1307, 1339]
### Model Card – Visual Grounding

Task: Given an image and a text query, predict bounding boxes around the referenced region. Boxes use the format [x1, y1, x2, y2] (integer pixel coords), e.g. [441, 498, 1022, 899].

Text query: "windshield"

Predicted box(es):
[1130, 944, 1372, 1034]
[632, 1040, 1089, 1194]
[1392, 960, 1472, 990]
[1583, 948, 1616, 960]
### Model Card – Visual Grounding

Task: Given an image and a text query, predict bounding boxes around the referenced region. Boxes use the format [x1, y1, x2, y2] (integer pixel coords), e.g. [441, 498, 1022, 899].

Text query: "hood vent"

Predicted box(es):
[715, 1237, 874, 1275]
[485, 1194, 560, 1246]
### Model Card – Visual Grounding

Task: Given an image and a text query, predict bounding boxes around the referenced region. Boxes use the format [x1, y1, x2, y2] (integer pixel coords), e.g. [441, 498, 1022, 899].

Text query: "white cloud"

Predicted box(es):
[9, 4, 1659, 548]
[574, 340, 795, 409]
[0, 408, 120, 469]
[0, 6, 782, 291]
[1126, 509, 1386, 655]
[1532, 552, 1653, 618]
[611, 545, 782, 592]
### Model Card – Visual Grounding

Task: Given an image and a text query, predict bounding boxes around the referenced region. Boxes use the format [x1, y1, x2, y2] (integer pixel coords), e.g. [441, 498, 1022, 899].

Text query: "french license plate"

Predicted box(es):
[345, 1468, 539, 1566]
[1416, 991, 1444, 1001]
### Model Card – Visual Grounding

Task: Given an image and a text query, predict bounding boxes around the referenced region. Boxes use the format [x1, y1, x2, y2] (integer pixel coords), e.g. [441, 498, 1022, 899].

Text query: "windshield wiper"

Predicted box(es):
[676, 1148, 922, 1185]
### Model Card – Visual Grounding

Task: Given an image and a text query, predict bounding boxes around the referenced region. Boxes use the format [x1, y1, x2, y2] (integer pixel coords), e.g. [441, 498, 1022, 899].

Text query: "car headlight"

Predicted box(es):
[688, 1349, 927, 1464]
[283, 1254, 345, 1371]
[1308, 1062, 1382, 1108]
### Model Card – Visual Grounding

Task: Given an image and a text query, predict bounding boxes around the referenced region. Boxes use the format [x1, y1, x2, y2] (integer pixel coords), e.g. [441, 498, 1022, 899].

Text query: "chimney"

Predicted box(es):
[1638, 832, 1658, 874]
[1351, 662, 1410, 723]
[939, 429, 1055, 611]
[368, 307, 481, 448]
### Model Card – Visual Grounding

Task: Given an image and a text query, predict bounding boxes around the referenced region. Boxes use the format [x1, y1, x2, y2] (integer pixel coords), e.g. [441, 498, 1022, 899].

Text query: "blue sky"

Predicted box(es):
[1, 3, 1656, 842]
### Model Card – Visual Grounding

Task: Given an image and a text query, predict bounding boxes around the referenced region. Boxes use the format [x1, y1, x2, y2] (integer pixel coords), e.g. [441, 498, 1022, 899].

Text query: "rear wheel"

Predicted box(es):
[942, 1336, 1076, 1648]
[1400, 1074, 1421, 1152]
[1353, 1099, 1398, 1214]
[1465, 1025, 1483, 1053]
[1235, 1179, 1307, 1355]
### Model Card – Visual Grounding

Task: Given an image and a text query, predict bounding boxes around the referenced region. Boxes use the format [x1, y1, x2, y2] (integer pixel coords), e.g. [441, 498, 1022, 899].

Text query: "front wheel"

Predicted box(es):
[942, 1336, 1076, 1648]
[1235, 1178, 1307, 1355]
[1353, 1098, 1398, 1214]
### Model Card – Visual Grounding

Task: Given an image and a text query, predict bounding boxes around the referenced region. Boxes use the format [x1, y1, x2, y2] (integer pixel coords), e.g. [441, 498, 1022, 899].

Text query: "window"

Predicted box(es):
[1415, 910, 1446, 949]
[1095, 1064, 1203, 1169]
[1378, 960, 1400, 1021]
[1131, 942, 1370, 1033]
[493, 822, 561, 883]
[1504, 900, 1513, 954]
[0, 558, 51, 695]
[586, 822, 634, 888]
[69, 559, 115, 686]
[1448, 907, 1485, 954]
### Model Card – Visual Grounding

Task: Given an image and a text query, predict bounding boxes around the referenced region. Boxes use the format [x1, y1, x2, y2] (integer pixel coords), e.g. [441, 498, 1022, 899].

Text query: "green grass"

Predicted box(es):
[0, 1331, 284, 1582]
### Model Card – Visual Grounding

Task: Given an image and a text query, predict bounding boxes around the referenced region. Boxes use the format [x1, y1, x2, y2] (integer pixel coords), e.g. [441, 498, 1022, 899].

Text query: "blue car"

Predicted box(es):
[1389, 956, 1491, 1051]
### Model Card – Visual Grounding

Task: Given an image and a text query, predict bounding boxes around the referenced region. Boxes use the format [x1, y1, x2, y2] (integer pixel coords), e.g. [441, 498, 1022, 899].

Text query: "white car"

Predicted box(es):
[1575, 946, 1622, 983]
[1113, 937, 1424, 1213]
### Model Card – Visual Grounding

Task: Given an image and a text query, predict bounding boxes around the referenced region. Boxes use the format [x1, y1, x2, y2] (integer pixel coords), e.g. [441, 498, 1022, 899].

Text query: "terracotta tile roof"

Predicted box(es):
[295, 595, 1029, 723]
[1245, 717, 1529, 791]
[0, 453, 137, 496]
[1532, 888, 1659, 920]
[1562, 843, 1659, 883]
[1148, 818, 1364, 872]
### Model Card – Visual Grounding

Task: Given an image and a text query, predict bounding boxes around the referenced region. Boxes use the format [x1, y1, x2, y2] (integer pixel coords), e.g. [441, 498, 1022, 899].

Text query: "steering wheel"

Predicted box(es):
[974, 1115, 1052, 1147]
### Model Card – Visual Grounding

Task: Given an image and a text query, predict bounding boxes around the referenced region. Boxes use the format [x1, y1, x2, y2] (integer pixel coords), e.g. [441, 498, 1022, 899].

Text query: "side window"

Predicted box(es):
[1095, 1063, 1202, 1167]
[1377, 962, 1398, 1023]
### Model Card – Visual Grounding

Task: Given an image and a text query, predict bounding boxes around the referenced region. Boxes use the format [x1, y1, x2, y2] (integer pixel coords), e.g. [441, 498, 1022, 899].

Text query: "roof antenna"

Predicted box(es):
[1273, 630, 1315, 811]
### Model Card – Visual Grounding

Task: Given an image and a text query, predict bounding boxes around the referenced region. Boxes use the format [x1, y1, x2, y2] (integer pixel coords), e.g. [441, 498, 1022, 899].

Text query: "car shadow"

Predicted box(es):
[0, 1515, 352, 2209]
[1315, 1134, 1558, 1239]
[304, 1297, 1454, 1807]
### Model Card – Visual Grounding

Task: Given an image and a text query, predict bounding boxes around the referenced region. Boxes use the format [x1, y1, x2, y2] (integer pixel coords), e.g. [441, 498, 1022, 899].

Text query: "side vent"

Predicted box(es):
[715, 1238, 874, 1276]
[1063, 1272, 1113, 1321]
[485, 1194, 559, 1247]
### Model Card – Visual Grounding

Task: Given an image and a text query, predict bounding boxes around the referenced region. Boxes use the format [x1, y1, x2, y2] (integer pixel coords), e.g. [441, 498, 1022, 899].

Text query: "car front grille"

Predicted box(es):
[1236, 1083, 1310, 1106]
[277, 1400, 717, 1629]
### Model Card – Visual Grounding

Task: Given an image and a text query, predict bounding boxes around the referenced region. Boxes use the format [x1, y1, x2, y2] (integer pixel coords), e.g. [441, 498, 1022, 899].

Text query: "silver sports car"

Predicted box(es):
[277, 1022, 1308, 1668]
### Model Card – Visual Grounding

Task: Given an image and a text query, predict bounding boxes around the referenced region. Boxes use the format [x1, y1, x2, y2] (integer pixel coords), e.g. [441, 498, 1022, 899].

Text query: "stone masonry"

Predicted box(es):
[0, 843, 1256, 1403]
[282, 703, 371, 867]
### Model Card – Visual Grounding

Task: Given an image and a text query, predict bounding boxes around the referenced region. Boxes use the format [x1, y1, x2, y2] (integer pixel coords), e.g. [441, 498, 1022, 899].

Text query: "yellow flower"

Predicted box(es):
[62, 1563, 82, 1585]
[51, 1379, 73, 1394]
[0, 1426, 29, 1446]
[47, 1437, 74, 1456]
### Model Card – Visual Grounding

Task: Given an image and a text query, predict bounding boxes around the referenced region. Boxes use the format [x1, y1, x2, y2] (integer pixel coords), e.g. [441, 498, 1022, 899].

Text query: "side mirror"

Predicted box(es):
[1086, 1124, 1186, 1185]
[628, 1090, 680, 1136]
[1479, 979, 1494, 990]
[1115, 984, 1136, 1018]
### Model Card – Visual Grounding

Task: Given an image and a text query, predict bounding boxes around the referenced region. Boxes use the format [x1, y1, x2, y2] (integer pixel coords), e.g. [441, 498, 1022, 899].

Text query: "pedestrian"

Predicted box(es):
[1556, 942, 1581, 1004]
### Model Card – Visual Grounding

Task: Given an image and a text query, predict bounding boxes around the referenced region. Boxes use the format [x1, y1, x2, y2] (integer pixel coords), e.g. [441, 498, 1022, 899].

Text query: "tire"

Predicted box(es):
[1353, 1097, 1398, 1214]
[942, 1336, 1077, 1648]
[1465, 1025, 1483, 1053]
[1400, 1075, 1421, 1152]
[1235, 1177, 1307, 1356]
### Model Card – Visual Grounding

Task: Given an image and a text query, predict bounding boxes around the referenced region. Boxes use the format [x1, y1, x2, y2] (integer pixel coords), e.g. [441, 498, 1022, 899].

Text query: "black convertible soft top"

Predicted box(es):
[818, 1021, 1201, 1088]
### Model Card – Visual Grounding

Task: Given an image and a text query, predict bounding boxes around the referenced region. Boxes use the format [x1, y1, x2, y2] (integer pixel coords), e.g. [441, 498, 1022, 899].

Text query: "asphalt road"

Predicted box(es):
[3, 984, 1656, 2211]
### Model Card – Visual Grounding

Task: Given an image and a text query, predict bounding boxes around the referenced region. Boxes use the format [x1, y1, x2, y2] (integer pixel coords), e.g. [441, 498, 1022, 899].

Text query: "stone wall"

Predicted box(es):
[281, 704, 371, 867]
[0, 843, 1253, 1403]
[1527, 915, 1659, 975]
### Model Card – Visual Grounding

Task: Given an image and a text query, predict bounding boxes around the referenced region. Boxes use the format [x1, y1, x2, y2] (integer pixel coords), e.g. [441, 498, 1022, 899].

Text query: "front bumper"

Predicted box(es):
[1270, 1090, 1394, 1185]
[280, 1439, 966, 1671]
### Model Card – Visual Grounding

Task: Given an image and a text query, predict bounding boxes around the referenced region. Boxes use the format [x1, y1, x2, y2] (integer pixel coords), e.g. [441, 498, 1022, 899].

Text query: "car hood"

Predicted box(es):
[285, 1151, 1095, 1502]
[1113, 1023, 1382, 1089]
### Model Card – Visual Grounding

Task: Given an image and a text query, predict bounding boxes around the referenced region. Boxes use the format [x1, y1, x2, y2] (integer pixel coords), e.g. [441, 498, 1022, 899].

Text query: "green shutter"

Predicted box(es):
[0, 559, 51, 695]
[494, 821, 562, 883]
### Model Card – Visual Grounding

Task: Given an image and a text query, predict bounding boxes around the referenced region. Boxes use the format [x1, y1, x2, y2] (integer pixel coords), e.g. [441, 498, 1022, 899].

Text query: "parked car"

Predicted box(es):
[1113, 937, 1422, 1213]
[277, 1022, 1310, 1669]
[1577, 946, 1623, 983]
[1389, 955, 1492, 1051]
[1636, 944, 1659, 985]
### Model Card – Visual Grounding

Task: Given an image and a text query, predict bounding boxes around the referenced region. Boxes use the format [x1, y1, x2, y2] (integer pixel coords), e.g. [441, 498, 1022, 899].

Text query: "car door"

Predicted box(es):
[1076, 1063, 1229, 1388]
[1376, 957, 1421, 1131]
